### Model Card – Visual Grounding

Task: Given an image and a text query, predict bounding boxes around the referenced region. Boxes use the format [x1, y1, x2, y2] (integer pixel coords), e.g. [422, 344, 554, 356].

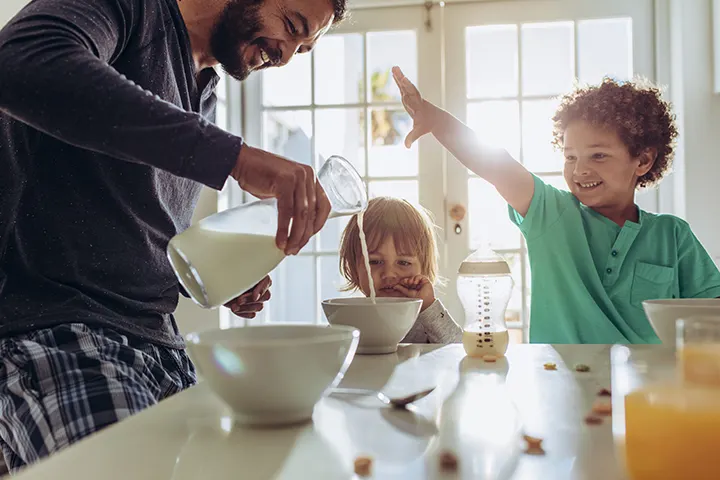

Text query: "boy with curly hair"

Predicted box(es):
[392, 67, 720, 344]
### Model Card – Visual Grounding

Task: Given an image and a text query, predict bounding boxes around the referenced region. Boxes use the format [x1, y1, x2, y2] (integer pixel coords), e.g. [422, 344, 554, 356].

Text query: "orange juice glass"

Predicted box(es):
[676, 316, 720, 387]
[611, 344, 720, 480]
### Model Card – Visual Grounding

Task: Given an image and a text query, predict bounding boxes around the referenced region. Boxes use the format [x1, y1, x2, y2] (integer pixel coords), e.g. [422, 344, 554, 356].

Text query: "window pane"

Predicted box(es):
[368, 108, 417, 177]
[316, 108, 365, 176]
[578, 18, 633, 85]
[269, 256, 316, 323]
[262, 54, 311, 106]
[263, 111, 313, 165]
[367, 31, 417, 103]
[521, 21, 574, 96]
[320, 216, 351, 252]
[468, 177, 521, 250]
[314, 34, 364, 105]
[466, 24, 518, 99]
[369, 180, 419, 205]
[521, 98, 562, 172]
[467, 100, 520, 161]
[320, 255, 360, 304]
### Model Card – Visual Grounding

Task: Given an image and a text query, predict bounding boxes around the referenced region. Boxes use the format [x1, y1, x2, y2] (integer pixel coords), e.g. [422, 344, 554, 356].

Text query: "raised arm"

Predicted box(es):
[392, 66, 535, 216]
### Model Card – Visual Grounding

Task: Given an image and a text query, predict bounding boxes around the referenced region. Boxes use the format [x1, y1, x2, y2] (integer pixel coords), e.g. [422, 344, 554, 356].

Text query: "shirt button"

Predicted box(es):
[611, 250, 618, 257]
[606, 268, 613, 274]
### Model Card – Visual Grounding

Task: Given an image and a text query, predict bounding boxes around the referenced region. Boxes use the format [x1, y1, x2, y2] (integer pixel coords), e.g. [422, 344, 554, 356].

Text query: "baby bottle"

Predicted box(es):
[457, 248, 514, 357]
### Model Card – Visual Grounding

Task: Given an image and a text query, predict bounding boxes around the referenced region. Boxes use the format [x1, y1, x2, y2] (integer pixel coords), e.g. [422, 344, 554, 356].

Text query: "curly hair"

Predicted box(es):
[331, 0, 349, 24]
[551, 77, 679, 188]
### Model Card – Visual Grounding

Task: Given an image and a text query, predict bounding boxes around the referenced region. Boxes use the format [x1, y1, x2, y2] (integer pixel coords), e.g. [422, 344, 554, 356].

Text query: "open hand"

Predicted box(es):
[224, 275, 272, 319]
[393, 275, 435, 312]
[392, 66, 435, 148]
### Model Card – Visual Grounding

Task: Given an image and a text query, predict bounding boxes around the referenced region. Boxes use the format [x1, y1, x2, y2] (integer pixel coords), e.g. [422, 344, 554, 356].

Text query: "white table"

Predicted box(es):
[14, 344, 626, 480]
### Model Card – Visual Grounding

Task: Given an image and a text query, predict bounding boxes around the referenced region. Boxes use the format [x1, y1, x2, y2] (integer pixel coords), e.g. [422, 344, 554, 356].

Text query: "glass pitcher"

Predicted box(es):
[167, 156, 367, 309]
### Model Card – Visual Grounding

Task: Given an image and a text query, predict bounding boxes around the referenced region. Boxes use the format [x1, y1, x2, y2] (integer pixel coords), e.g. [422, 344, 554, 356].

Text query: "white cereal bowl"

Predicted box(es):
[321, 297, 422, 354]
[185, 324, 359, 427]
[642, 299, 720, 345]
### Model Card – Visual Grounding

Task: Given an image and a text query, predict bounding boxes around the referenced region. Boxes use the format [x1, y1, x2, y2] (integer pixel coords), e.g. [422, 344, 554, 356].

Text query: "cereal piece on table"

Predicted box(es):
[524, 444, 546, 455]
[543, 362, 557, 371]
[574, 364, 590, 372]
[523, 434, 543, 446]
[592, 400, 612, 416]
[597, 388, 611, 397]
[439, 451, 458, 472]
[482, 354, 498, 363]
[584, 415, 603, 425]
[354, 456, 372, 477]
[522, 434, 546, 455]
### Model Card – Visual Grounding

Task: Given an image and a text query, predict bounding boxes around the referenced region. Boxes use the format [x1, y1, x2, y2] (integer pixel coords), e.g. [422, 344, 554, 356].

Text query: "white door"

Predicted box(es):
[441, 0, 656, 340]
[241, 5, 445, 325]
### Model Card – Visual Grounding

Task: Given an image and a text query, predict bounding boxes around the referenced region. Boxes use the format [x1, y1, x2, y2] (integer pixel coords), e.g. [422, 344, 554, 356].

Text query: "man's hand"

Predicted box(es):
[224, 276, 272, 319]
[393, 275, 436, 312]
[231, 145, 331, 255]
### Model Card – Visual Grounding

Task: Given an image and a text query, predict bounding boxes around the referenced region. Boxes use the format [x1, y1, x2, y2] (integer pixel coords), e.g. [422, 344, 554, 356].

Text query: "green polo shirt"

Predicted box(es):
[509, 175, 720, 344]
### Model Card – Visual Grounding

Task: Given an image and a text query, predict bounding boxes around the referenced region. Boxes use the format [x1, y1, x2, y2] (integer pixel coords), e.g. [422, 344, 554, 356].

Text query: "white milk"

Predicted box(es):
[168, 228, 285, 308]
[356, 211, 376, 303]
[462, 325, 510, 358]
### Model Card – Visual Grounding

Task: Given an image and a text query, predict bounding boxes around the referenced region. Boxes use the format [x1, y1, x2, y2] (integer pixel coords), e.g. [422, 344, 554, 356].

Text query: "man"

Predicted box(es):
[0, 0, 347, 472]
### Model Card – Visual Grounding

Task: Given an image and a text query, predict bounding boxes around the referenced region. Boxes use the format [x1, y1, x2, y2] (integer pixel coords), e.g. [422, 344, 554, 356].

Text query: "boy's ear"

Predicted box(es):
[635, 147, 657, 177]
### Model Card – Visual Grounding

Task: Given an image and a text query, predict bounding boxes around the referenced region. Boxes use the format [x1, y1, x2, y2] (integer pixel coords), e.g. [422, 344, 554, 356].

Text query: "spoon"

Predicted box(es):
[330, 387, 436, 408]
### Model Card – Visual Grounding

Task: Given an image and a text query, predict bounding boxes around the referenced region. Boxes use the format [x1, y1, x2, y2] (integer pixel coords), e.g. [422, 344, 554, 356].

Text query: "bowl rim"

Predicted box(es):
[185, 324, 360, 348]
[321, 297, 423, 306]
[643, 299, 720, 308]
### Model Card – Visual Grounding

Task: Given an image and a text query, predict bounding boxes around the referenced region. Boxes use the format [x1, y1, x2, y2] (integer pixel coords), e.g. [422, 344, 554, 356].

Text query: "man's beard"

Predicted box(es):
[210, 0, 265, 81]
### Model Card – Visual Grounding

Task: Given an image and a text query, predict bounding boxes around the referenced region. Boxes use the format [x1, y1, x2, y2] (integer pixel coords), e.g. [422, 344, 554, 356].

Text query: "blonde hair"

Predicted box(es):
[339, 197, 440, 292]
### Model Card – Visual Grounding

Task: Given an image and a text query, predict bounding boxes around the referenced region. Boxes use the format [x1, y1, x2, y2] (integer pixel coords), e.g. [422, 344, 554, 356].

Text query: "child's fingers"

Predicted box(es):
[393, 284, 413, 296]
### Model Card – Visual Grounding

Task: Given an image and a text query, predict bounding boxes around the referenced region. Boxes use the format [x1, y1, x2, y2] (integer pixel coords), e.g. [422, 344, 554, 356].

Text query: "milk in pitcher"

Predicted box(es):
[168, 227, 285, 308]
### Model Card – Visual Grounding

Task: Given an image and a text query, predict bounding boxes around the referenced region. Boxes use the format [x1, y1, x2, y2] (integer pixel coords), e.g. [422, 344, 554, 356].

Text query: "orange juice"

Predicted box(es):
[624, 383, 720, 480]
[680, 344, 720, 387]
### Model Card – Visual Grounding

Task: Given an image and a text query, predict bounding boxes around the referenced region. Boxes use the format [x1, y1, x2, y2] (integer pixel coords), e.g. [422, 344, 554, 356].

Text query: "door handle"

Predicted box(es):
[449, 204, 466, 235]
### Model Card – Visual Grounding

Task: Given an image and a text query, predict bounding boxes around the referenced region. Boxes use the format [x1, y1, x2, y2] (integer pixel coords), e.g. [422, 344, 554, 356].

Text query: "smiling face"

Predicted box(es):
[209, 0, 336, 81]
[562, 120, 655, 211]
[356, 236, 422, 298]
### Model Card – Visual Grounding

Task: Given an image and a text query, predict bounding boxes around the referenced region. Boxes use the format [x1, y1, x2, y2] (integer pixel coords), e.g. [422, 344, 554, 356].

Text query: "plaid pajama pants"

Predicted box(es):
[0, 323, 196, 474]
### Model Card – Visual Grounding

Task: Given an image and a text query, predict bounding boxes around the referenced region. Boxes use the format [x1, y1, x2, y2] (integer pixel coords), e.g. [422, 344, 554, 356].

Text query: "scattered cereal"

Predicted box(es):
[584, 415, 603, 425]
[592, 400, 612, 416]
[597, 388, 611, 397]
[543, 362, 557, 371]
[524, 444, 546, 455]
[522, 434, 546, 455]
[574, 364, 590, 372]
[354, 456, 372, 477]
[483, 354, 498, 363]
[439, 451, 458, 472]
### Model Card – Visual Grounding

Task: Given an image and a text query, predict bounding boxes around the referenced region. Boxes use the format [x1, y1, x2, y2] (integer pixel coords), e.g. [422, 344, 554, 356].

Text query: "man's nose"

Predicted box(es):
[276, 41, 302, 67]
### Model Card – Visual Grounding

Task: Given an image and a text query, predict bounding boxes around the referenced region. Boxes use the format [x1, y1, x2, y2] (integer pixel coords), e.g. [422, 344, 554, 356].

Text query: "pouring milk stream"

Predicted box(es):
[167, 156, 369, 309]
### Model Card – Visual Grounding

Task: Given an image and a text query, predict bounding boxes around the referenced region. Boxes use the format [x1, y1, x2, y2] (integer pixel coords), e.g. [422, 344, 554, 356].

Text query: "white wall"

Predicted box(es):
[669, 0, 720, 262]
[1, 0, 28, 25]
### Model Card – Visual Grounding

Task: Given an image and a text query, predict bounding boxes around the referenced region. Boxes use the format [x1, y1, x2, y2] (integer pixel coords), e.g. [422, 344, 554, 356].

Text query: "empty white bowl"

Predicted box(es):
[186, 324, 359, 426]
[642, 299, 720, 344]
[321, 297, 422, 354]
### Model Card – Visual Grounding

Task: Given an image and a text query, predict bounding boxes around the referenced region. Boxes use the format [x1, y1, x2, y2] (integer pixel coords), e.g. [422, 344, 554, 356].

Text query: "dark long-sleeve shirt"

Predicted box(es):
[0, 0, 243, 348]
